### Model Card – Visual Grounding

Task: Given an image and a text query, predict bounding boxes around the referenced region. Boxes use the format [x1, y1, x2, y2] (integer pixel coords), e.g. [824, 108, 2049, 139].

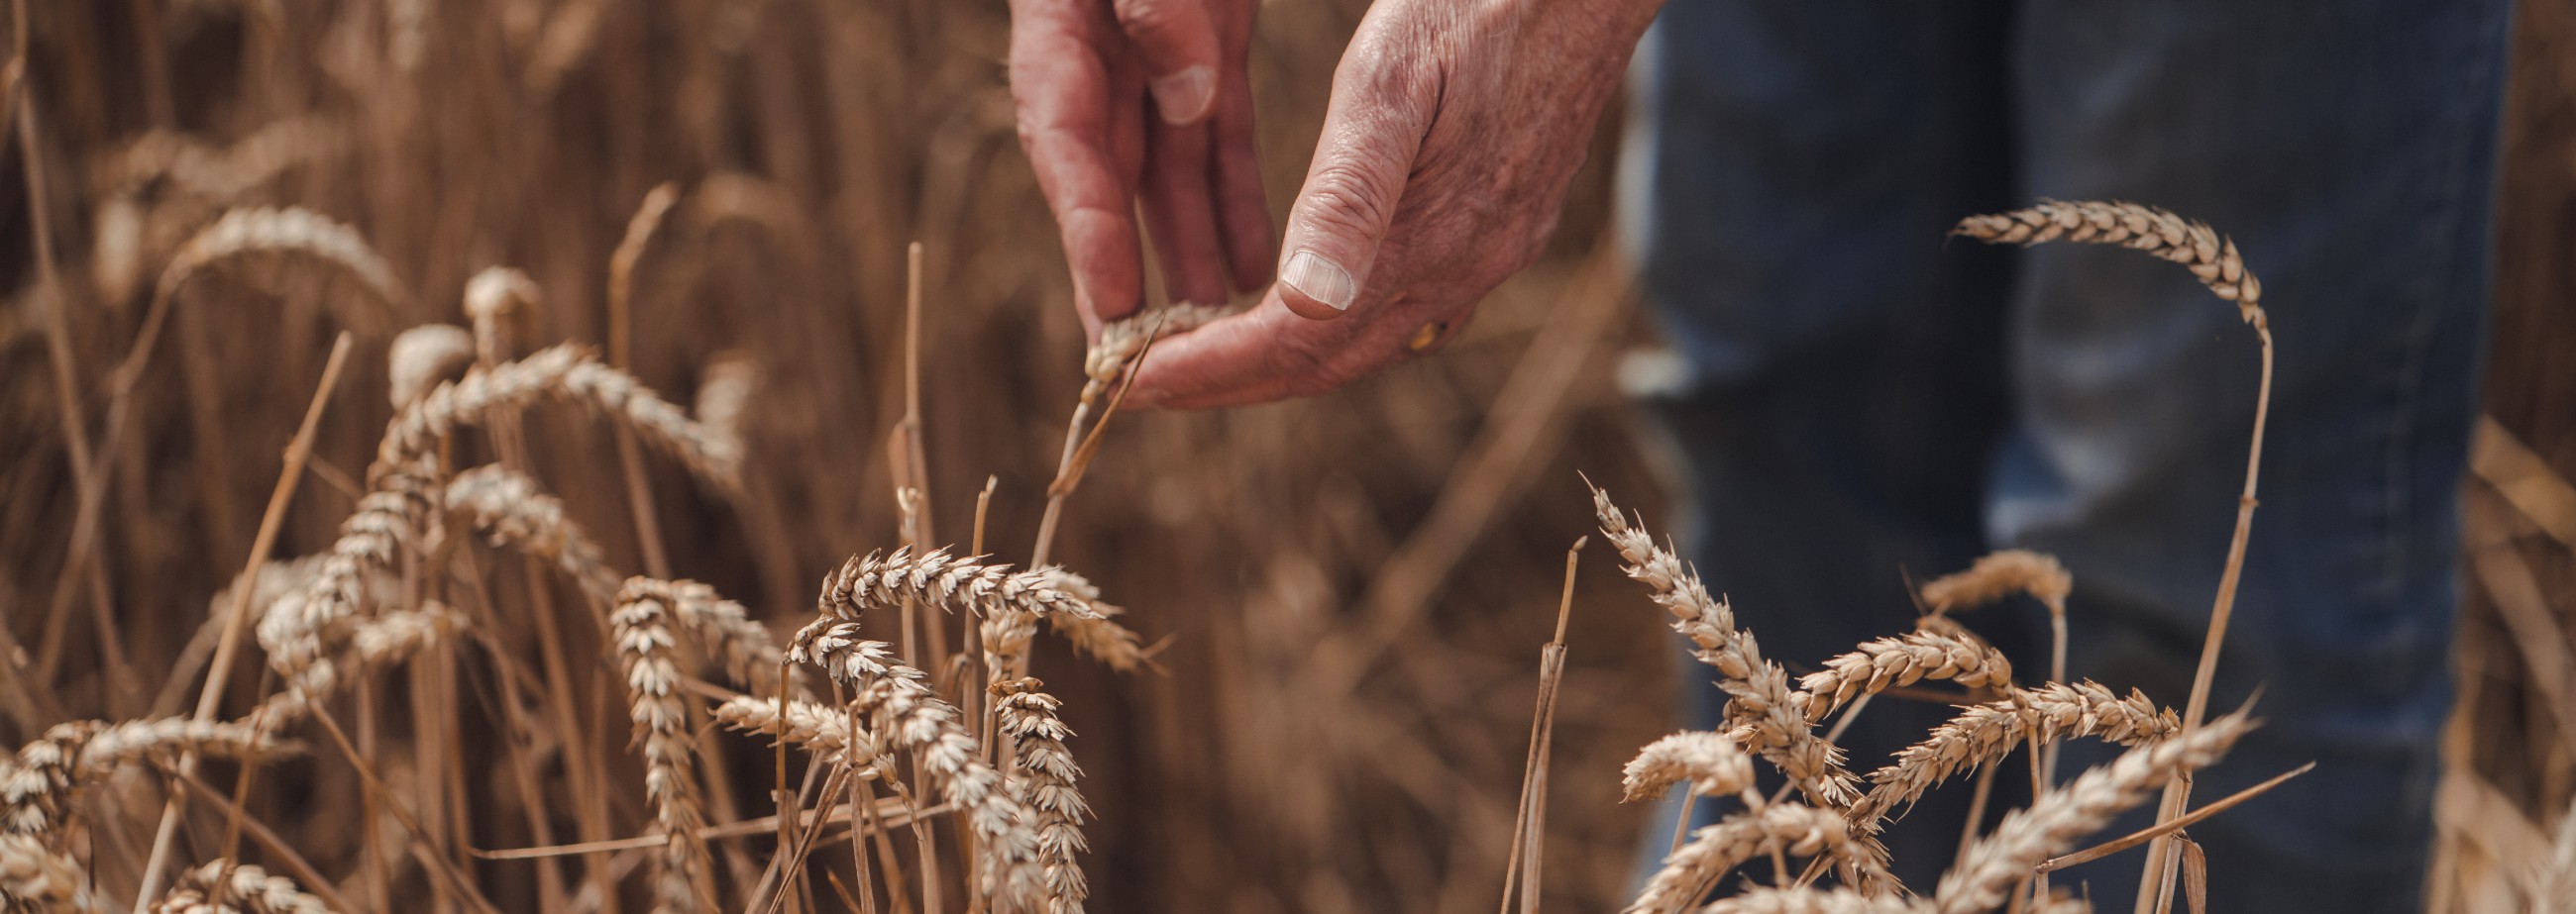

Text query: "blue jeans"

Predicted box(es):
[1619, 2, 2508, 911]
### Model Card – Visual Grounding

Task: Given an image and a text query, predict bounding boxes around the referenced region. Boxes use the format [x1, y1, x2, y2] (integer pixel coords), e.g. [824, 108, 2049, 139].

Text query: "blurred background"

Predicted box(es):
[0, 1, 2569, 912]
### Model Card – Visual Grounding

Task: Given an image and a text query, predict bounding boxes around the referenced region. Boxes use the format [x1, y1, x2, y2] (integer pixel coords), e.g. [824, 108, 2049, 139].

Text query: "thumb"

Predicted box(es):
[1274, 63, 1431, 320]
[1114, 0, 1223, 125]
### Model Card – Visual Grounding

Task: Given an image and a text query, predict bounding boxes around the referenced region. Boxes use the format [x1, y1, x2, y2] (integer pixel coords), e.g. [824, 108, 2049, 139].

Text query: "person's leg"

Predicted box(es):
[1618, 0, 2035, 890]
[1997, 2, 2511, 910]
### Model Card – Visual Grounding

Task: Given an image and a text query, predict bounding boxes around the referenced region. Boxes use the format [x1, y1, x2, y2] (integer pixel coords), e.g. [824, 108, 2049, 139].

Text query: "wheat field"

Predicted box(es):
[1, 2, 2573, 914]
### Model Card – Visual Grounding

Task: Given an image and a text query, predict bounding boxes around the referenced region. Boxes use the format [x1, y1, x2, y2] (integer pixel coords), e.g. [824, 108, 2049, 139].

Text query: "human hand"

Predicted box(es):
[1125, 0, 1664, 409]
[1009, 0, 1274, 338]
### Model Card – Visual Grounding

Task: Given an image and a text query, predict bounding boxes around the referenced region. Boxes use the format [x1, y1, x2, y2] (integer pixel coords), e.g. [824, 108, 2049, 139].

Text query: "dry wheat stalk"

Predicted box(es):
[156, 207, 405, 314]
[154, 862, 333, 914]
[995, 678, 1092, 914]
[1917, 552, 2070, 616]
[1590, 486, 1860, 809]
[611, 579, 715, 914]
[1951, 202, 2260, 323]
[1623, 731, 1755, 803]
[1931, 713, 2253, 914]
[1033, 569, 1150, 673]
[1627, 803, 1856, 914]
[382, 344, 742, 487]
[388, 325, 476, 409]
[1796, 631, 2014, 723]
[711, 696, 883, 775]
[0, 834, 88, 913]
[791, 623, 1044, 908]
[1699, 886, 1929, 914]
[1858, 682, 2179, 827]
[1080, 302, 1234, 404]
[462, 266, 540, 365]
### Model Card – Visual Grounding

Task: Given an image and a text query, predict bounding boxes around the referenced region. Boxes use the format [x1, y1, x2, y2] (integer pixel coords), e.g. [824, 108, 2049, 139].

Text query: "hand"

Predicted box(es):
[1126, 0, 1664, 409]
[1009, 0, 1274, 338]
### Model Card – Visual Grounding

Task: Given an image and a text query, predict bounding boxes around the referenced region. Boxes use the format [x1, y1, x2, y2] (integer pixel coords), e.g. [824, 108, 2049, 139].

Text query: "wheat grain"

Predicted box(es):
[1917, 552, 2070, 615]
[996, 677, 1092, 914]
[611, 579, 715, 914]
[0, 834, 88, 913]
[1858, 681, 2178, 826]
[792, 623, 1044, 908]
[1951, 201, 2260, 326]
[1626, 803, 1855, 914]
[711, 696, 883, 775]
[383, 344, 742, 487]
[1931, 713, 2253, 914]
[388, 325, 476, 409]
[1797, 631, 2014, 723]
[462, 266, 541, 365]
[156, 862, 332, 914]
[1622, 731, 1755, 803]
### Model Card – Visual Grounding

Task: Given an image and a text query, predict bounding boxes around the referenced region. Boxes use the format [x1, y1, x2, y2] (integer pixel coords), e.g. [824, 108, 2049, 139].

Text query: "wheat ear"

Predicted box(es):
[1857, 681, 2180, 826]
[1033, 569, 1151, 673]
[711, 696, 883, 775]
[792, 623, 1044, 909]
[801, 548, 1101, 650]
[611, 579, 715, 914]
[1951, 201, 2259, 319]
[95, 117, 345, 201]
[1626, 803, 1855, 914]
[1700, 886, 1930, 914]
[0, 834, 89, 913]
[1918, 551, 2070, 616]
[156, 862, 334, 913]
[5, 719, 285, 837]
[254, 458, 440, 684]
[157, 207, 406, 315]
[444, 464, 622, 602]
[1797, 631, 2014, 723]
[1081, 302, 1234, 404]
[1622, 731, 1755, 803]
[1931, 712, 2253, 914]
[383, 344, 742, 487]
[388, 324, 476, 409]
[1590, 486, 1859, 808]
[615, 576, 795, 697]
[996, 678, 1092, 914]
[258, 602, 470, 725]
[462, 266, 540, 365]
[695, 355, 758, 444]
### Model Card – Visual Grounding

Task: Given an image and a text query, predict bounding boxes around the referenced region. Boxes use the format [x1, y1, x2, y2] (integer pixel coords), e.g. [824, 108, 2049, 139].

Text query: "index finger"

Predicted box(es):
[1010, 0, 1145, 335]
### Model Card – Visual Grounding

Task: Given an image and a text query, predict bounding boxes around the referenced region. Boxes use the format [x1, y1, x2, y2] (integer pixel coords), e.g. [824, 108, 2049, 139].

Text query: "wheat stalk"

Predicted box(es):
[387, 324, 475, 409]
[1622, 731, 1755, 803]
[1626, 803, 1856, 914]
[0, 834, 89, 913]
[154, 862, 333, 914]
[995, 678, 1092, 914]
[1796, 631, 2014, 723]
[791, 623, 1044, 909]
[610, 579, 715, 914]
[1931, 712, 2253, 914]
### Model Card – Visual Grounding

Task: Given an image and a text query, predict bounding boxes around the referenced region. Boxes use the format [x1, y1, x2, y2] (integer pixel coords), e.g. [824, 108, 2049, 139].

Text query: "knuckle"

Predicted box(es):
[1298, 161, 1398, 239]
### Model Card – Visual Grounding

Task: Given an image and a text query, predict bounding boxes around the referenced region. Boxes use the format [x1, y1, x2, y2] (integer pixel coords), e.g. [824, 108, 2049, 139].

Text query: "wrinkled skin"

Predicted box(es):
[1010, 0, 1664, 408]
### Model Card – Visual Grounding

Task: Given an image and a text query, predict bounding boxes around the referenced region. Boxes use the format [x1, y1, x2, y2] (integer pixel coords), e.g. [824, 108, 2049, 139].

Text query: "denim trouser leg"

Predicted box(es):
[1626, 1, 2510, 911]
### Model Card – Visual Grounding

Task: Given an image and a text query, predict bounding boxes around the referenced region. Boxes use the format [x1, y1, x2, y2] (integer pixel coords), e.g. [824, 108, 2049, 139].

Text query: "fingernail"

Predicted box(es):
[1150, 65, 1214, 124]
[1281, 250, 1355, 311]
